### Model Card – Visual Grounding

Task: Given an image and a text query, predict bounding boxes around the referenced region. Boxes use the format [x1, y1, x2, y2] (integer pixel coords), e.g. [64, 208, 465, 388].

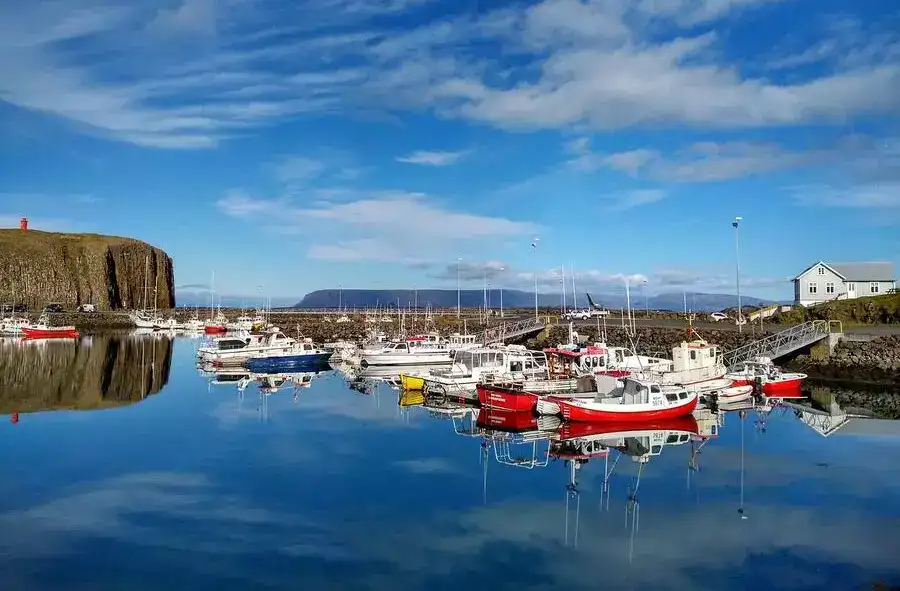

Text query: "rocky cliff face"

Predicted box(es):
[0, 229, 174, 310]
[0, 335, 172, 414]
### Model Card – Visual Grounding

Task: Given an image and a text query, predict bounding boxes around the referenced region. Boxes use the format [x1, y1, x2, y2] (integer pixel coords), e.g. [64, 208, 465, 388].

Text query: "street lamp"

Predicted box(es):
[457, 257, 462, 319]
[643, 279, 649, 317]
[733, 216, 743, 333]
[499, 267, 504, 318]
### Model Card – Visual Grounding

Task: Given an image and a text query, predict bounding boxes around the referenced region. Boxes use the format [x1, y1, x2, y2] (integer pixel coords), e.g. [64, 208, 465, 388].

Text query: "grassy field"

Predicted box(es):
[772, 293, 900, 325]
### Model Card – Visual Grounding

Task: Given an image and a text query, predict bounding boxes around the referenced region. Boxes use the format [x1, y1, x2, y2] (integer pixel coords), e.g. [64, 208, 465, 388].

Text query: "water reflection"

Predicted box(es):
[1, 340, 899, 591]
[0, 334, 172, 416]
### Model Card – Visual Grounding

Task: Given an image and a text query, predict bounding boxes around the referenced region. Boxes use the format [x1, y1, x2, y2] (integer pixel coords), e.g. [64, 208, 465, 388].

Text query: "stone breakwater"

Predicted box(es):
[529, 324, 762, 356]
[788, 336, 900, 388]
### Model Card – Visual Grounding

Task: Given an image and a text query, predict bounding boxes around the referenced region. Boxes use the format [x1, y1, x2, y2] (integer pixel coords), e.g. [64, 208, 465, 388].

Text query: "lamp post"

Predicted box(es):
[532, 237, 540, 320]
[733, 216, 743, 333]
[499, 267, 504, 318]
[643, 279, 649, 317]
[457, 257, 462, 319]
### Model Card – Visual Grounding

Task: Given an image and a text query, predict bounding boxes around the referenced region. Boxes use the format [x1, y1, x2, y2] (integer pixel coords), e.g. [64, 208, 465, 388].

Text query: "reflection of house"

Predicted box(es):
[792, 261, 895, 306]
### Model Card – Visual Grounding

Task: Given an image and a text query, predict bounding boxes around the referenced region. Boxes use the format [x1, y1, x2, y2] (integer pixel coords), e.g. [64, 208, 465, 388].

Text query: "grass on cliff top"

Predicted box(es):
[0, 228, 141, 250]
[773, 293, 900, 325]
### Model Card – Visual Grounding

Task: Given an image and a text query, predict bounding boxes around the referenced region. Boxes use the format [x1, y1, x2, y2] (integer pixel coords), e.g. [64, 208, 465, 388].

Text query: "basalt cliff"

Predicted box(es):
[0, 229, 174, 310]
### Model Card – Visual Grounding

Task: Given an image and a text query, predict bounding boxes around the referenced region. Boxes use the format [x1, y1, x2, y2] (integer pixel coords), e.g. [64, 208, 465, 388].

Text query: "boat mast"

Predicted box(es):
[571, 264, 577, 311]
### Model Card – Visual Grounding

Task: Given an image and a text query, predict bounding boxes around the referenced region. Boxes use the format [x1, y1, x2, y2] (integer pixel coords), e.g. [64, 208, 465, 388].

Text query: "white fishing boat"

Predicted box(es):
[197, 328, 297, 365]
[422, 345, 548, 396]
[183, 317, 205, 332]
[0, 317, 29, 335]
[360, 333, 451, 367]
[637, 332, 727, 391]
[225, 315, 254, 332]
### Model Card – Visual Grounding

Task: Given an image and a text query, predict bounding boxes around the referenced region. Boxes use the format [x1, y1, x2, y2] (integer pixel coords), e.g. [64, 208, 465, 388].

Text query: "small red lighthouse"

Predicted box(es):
[19, 217, 28, 230]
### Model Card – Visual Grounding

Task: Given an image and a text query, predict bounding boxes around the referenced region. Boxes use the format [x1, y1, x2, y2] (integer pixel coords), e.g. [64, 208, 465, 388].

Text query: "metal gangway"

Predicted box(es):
[482, 317, 546, 345]
[723, 320, 839, 370]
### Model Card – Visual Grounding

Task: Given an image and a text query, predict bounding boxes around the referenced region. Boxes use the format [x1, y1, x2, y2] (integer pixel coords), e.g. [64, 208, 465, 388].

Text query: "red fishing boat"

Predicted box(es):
[725, 356, 806, 397]
[20, 315, 79, 339]
[546, 378, 698, 422]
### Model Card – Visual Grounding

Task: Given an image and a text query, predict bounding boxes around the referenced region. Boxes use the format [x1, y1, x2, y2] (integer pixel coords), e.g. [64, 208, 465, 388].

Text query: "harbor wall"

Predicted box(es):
[786, 336, 900, 388]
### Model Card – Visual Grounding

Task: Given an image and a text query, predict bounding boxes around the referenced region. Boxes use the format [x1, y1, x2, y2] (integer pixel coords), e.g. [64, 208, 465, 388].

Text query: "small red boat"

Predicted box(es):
[477, 384, 540, 412]
[725, 356, 806, 397]
[547, 378, 698, 422]
[20, 315, 79, 339]
[204, 324, 227, 335]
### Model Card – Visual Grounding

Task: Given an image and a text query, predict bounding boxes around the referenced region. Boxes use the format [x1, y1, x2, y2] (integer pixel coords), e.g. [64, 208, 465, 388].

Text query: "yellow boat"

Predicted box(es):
[399, 373, 425, 391]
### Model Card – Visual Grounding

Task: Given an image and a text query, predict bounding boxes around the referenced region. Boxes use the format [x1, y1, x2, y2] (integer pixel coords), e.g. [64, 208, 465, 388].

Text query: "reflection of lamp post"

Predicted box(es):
[733, 216, 743, 333]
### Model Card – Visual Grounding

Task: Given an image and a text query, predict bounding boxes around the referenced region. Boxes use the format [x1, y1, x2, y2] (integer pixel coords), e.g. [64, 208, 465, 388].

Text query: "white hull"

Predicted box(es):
[362, 352, 452, 366]
[198, 341, 296, 364]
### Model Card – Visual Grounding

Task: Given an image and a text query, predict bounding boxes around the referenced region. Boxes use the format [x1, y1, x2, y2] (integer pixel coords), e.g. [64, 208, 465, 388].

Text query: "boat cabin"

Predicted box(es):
[671, 339, 720, 372]
[447, 333, 478, 348]
[451, 347, 547, 376]
[620, 378, 691, 407]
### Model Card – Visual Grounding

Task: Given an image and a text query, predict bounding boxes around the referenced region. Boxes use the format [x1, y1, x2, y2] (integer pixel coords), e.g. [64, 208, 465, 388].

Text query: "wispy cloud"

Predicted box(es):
[570, 139, 822, 182]
[791, 182, 900, 209]
[608, 189, 667, 211]
[396, 150, 468, 166]
[1, 0, 897, 149]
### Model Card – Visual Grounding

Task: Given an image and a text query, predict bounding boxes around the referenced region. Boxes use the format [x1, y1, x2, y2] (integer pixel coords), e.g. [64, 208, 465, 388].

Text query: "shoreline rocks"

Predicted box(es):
[787, 336, 900, 388]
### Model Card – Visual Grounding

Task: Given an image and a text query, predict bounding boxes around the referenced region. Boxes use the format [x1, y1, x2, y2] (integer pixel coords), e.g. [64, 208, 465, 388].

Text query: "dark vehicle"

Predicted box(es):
[1, 303, 27, 313]
[43, 303, 64, 313]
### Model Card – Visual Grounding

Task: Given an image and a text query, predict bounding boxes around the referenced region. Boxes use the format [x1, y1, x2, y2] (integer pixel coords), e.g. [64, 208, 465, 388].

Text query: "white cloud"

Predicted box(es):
[396, 150, 468, 166]
[791, 183, 900, 209]
[147, 0, 216, 36]
[573, 141, 822, 182]
[218, 190, 539, 263]
[274, 156, 326, 184]
[608, 189, 667, 210]
[0, 0, 896, 148]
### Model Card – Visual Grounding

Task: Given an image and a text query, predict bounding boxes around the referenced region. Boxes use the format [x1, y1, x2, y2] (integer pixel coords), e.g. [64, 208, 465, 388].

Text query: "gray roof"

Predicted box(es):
[828, 262, 895, 281]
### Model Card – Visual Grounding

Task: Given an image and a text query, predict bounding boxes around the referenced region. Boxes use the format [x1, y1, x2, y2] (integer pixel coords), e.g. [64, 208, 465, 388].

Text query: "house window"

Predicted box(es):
[809, 282, 817, 294]
[847, 283, 856, 292]
[818, 267, 825, 275]
[826, 282, 834, 294]
[871, 282, 880, 294]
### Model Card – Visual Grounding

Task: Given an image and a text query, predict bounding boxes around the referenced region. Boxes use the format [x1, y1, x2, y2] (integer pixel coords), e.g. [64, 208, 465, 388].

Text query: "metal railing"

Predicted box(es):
[482, 317, 546, 345]
[723, 320, 833, 370]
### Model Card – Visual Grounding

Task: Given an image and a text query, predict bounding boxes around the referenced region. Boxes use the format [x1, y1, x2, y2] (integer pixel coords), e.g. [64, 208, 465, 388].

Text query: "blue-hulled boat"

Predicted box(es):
[244, 339, 333, 372]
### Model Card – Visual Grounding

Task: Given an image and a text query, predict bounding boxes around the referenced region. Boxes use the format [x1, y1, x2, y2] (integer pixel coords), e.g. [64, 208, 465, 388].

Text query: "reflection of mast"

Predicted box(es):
[564, 459, 582, 548]
[625, 456, 646, 564]
[738, 410, 747, 520]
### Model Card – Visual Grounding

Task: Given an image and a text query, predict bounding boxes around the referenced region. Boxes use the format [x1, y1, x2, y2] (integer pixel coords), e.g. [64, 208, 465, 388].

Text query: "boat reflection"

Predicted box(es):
[0, 334, 172, 417]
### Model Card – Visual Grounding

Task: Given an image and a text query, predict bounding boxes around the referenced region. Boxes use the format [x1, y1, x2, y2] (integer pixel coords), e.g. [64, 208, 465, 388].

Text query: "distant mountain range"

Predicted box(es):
[294, 289, 774, 312]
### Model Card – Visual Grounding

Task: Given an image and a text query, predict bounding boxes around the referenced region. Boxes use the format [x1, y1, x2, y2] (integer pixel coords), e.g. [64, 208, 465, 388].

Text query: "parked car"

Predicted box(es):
[1, 303, 27, 313]
[43, 303, 64, 313]
[77, 303, 97, 313]
[709, 312, 729, 322]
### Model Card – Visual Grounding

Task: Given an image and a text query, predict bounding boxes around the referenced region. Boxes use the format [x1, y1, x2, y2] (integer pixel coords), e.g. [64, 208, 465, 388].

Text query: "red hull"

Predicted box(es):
[559, 415, 699, 440]
[204, 325, 227, 335]
[553, 395, 698, 423]
[21, 327, 79, 339]
[477, 385, 538, 412]
[597, 369, 631, 378]
[729, 378, 752, 388]
[762, 378, 803, 397]
[476, 409, 538, 432]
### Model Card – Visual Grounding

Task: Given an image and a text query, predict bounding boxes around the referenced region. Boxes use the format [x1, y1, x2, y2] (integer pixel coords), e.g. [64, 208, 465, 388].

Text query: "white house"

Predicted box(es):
[793, 261, 896, 306]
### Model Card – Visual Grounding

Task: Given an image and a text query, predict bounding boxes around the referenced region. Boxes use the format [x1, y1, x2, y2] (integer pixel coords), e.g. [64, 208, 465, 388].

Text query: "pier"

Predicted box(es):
[723, 320, 843, 370]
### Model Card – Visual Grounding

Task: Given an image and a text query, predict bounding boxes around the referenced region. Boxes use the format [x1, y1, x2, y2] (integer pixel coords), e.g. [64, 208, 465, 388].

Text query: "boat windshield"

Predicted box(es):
[218, 339, 249, 351]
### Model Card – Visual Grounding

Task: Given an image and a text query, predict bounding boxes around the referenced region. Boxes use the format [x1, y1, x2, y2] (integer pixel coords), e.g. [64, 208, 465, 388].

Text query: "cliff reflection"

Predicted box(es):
[0, 335, 172, 414]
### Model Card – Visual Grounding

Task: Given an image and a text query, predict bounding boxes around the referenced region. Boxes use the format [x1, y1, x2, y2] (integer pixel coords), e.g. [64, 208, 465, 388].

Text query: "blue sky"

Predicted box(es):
[0, 0, 898, 301]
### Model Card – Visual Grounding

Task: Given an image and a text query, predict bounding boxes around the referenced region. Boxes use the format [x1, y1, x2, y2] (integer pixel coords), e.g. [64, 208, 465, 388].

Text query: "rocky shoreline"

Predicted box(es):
[787, 336, 900, 388]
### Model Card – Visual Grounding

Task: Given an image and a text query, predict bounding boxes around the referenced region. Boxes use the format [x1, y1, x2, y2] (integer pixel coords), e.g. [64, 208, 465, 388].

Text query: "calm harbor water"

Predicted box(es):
[1, 335, 899, 590]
